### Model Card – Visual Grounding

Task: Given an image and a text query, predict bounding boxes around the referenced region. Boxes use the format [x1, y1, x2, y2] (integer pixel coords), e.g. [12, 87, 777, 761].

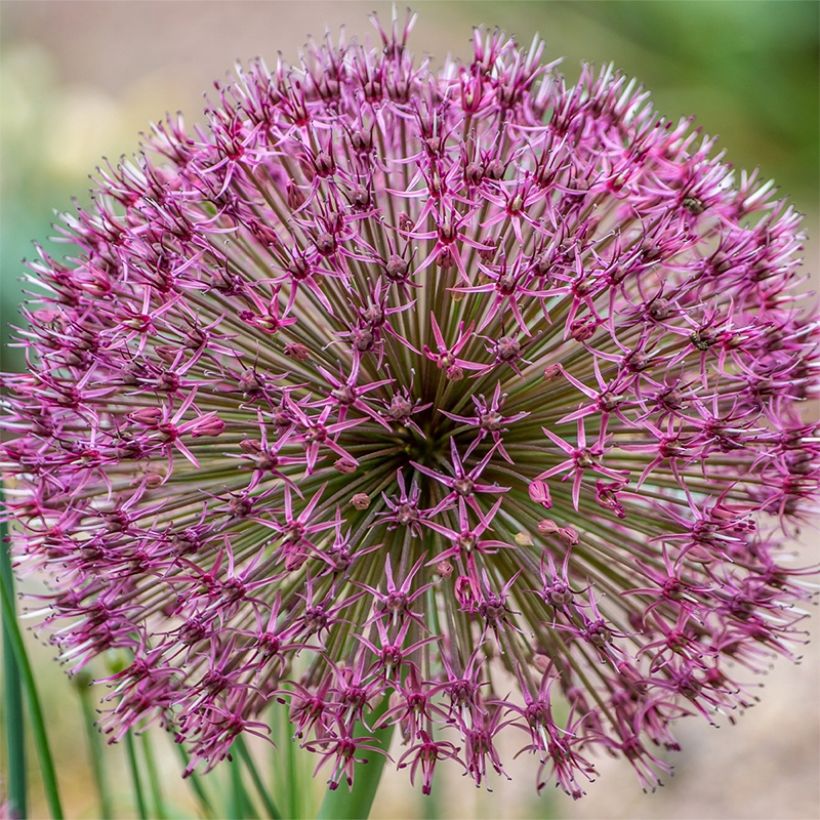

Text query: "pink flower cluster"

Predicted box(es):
[2, 11, 818, 798]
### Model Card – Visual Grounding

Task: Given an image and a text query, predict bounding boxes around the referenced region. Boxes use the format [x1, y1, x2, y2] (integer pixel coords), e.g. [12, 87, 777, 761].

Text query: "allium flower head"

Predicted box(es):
[2, 11, 819, 798]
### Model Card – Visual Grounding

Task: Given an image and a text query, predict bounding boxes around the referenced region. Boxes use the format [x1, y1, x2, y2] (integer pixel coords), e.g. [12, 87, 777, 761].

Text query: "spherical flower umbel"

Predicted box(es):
[2, 11, 819, 799]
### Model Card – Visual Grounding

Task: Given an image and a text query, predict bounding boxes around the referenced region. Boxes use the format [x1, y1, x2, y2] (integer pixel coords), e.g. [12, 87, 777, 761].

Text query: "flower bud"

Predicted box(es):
[351, 493, 370, 510]
[190, 415, 225, 437]
[528, 480, 552, 508]
[285, 342, 311, 361]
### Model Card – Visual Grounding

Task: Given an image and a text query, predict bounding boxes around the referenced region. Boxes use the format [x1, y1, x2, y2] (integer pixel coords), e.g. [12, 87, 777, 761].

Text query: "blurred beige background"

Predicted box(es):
[1, 2, 818, 818]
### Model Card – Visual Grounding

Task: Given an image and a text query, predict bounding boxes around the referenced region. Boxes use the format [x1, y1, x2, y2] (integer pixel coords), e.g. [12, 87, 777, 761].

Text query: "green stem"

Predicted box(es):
[316, 697, 395, 820]
[173, 741, 215, 818]
[229, 754, 244, 820]
[125, 731, 148, 820]
[283, 718, 299, 820]
[0, 503, 26, 819]
[228, 748, 257, 820]
[141, 732, 166, 819]
[76, 676, 114, 819]
[0, 524, 63, 819]
[421, 774, 440, 820]
[271, 704, 301, 820]
[235, 737, 282, 819]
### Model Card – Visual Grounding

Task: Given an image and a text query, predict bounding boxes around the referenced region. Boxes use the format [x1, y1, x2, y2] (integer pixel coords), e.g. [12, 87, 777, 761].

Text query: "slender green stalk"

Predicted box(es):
[141, 732, 166, 819]
[422, 776, 440, 820]
[0, 502, 26, 819]
[283, 716, 299, 820]
[228, 748, 257, 820]
[316, 697, 395, 820]
[271, 705, 300, 820]
[229, 753, 244, 820]
[173, 740, 215, 818]
[124, 731, 148, 820]
[0, 534, 63, 819]
[235, 737, 282, 819]
[75, 674, 114, 818]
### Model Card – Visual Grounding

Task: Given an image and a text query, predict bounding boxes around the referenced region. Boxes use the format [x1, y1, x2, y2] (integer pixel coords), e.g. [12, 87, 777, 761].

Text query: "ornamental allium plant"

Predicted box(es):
[1, 10, 818, 802]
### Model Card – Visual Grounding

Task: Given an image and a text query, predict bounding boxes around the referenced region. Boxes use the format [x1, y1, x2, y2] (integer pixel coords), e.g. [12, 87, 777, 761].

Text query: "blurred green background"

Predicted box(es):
[1, 2, 818, 818]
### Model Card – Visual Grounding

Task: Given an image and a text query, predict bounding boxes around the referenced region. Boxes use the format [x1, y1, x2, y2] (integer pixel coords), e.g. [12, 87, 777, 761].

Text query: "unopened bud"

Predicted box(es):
[454, 575, 476, 610]
[559, 526, 579, 546]
[528, 480, 552, 508]
[129, 407, 163, 427]
[190, 415, 225, 438]
[351, 492, 370, 510]
[464, 161, 484, 185]
[384, 254, 409, 282]
[434, 560, 454, 578]
[284, 342, 310, 362]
